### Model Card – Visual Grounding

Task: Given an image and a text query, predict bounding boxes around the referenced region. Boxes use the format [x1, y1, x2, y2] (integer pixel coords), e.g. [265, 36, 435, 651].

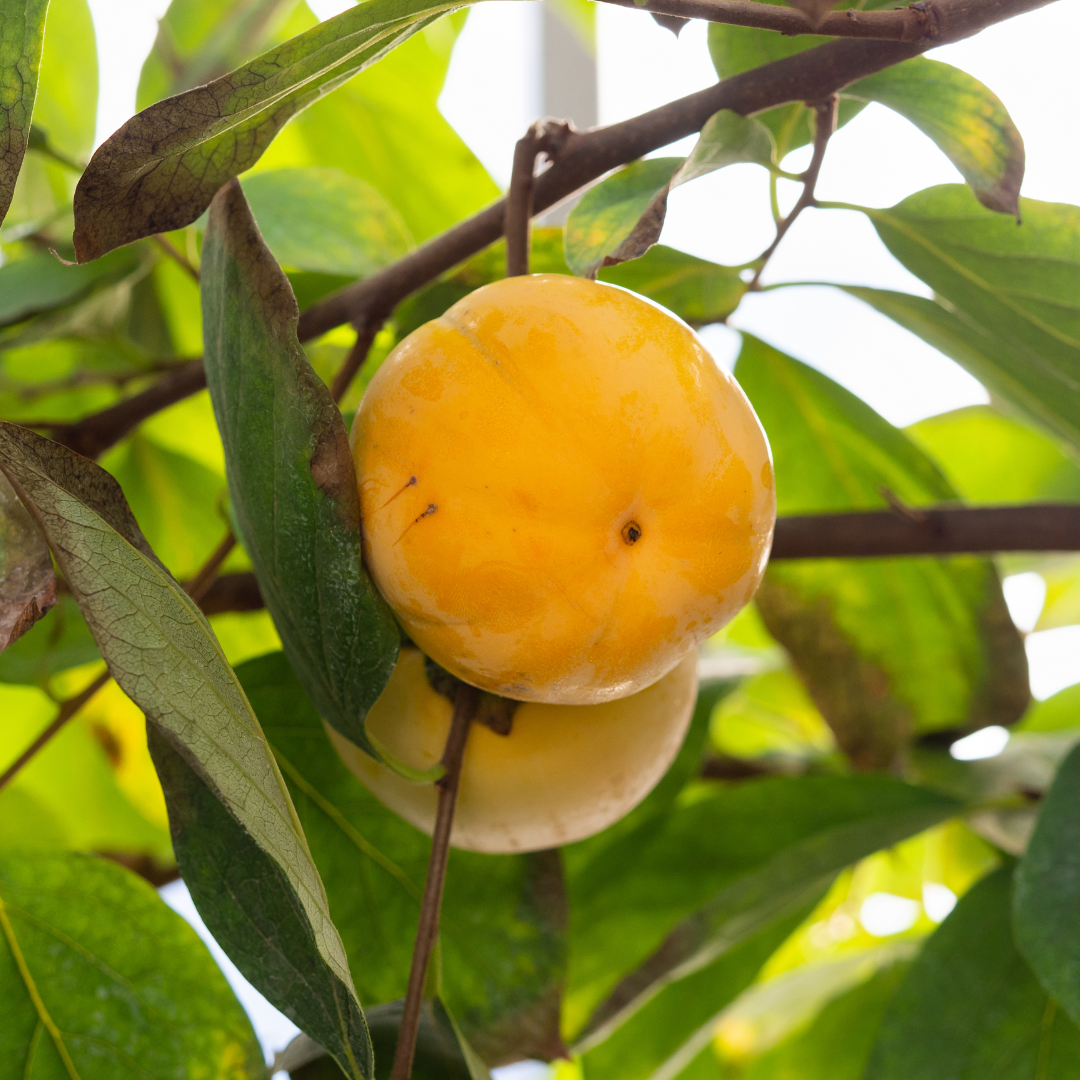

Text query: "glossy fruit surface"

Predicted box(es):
[354, 273, 774, 704]
[326, 647, 699, 853]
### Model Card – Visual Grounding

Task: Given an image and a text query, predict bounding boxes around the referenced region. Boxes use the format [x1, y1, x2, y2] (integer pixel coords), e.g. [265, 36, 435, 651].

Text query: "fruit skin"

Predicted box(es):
[354, 273, 774, 704]
[326, 647, 699, 854]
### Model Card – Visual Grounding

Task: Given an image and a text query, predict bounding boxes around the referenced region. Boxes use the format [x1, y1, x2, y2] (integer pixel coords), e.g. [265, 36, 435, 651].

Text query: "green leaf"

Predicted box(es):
[564, 158, 681, 278]
[0, 468, 53, 649]
[149, 728, 374, 1080]
[257, 15, 498, 243]
[0, 422, 370, 1076]
[0, 851, 265, 1076]
[241, 651, 568, 1066]
[72, 0, 487, 260]
[0, 592, 99, 684]
[1014, 740, 1080, 1027]
[866, 866, 1080, 1079]
[855, 186, 1080, 451]
[579, 907, 811, 1080]
[844, 58, 1024, 216]
[564, 774, 958, 1042]
[1016, 683, 1080, 733]
[598, 245, 746, 327]
[201, 179, 399, 757]
[564, 115, 772, 280]
[241, 166, 413, 277]
[0, 0, 49, 225]
[737, 961, 909, 1080]
[137, 0, 302, 111]
[906, 405, 1080, 504]
[32, 0, 96, 162]
[735, 335, 1029, 766]
[286, 998, 490, 1079]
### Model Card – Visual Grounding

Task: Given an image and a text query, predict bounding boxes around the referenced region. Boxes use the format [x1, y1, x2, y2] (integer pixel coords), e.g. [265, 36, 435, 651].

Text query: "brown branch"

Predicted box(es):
[595, 0, 946, 40]
[749, 94, 838, 290]
[197, 571, 263, 615]
[45, 358, 207, 459]
[770, 504, 1080, 559]
[390, 681, 479, 1080]
[184, 532, 236, 604]
[36, 0, 1055, 457]
[153, 234, 200, 282]
[505, 120, 575, 278]
[0, 669, 111, 794]
[330, 321, 383, 404]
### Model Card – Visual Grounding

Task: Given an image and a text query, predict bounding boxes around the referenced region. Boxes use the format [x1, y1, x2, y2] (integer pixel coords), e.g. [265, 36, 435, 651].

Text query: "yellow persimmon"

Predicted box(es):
[354, 273, 774, 704]
[326, 647, 699, 853]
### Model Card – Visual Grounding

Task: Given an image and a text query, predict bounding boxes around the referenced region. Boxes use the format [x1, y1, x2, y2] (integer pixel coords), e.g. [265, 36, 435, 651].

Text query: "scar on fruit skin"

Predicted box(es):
[395, 503, 438, 545]
[379, 475, 417, 511]
[622, 520, 642, 545]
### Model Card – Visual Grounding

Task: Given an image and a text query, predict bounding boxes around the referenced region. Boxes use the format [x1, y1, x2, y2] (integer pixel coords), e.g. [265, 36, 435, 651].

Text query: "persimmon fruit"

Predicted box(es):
[326, 647, 699, 853]
[353, 273, 774, 704]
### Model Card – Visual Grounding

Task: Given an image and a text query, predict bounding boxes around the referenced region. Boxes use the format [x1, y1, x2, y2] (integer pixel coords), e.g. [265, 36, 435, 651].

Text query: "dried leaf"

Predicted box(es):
[0, 469, 54, 651]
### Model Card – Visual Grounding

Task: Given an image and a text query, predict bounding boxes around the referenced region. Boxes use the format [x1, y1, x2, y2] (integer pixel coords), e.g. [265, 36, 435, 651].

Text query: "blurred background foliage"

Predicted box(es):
[1, 0, 1079, 1076]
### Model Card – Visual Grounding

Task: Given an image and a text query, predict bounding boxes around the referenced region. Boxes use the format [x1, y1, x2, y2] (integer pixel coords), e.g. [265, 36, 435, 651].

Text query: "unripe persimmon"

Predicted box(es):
[326, 647, 699, 853]
[354, 274, 774, 704]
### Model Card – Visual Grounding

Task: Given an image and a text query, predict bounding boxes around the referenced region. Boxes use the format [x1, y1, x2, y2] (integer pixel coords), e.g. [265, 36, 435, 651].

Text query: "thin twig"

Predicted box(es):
[748, 95, 838, 291]
[0, 531, 237, 796]
[390, 681, 479, 1080]
[153, 234, 200, 282]
[594, 0, 945, 40]
[330, 321, 382, 404]
[0, 670, 110, 794]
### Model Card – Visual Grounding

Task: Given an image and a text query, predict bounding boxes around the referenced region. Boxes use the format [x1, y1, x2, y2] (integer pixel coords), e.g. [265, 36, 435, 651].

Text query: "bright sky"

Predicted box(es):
[82, 0, 1080, 1069]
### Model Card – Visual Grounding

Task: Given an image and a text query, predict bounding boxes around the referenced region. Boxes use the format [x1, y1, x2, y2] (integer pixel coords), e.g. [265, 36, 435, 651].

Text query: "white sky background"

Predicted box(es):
[84, 0, 1079, 1069]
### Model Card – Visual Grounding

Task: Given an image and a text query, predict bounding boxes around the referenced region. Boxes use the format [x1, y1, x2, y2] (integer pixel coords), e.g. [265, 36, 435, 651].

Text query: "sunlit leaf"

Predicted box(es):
[0, 469, 54, 650]
[73, 0, 489, 260]
[736, 335, 1029, 766]
[866, 866, 1080, 1079]
[201, 179, 399, 756]
[844, 58, 1024, 216]
[854, 186, 1080, 451]
[241, 166, 413, 277]
[0, 421, 371, 1078]
[0, 0, 49, 225]
[0, 851, 264, 1076]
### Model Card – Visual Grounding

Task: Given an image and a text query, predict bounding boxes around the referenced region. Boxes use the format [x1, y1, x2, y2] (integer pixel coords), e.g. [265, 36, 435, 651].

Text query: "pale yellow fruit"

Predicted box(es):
[327, 647, 699, 853]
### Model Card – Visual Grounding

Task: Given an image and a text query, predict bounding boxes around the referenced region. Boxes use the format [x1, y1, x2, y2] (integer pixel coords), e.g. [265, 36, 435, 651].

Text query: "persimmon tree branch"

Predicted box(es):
[594, 0, 949, 40]
[749, 94, 837, 290]
[390, 681, 479, 1080]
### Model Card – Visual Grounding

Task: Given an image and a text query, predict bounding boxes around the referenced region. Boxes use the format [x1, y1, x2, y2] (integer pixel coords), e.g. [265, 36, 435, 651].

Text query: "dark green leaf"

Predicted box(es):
[241, 166, 413, 277]
[0, 422, 368, 1071]
[844, 58, 1024, 216]
[564, 774, 958, 1041]
[0, 469, 54, 650]
[149, 728, 374, 1080]
[201, 179, 399, 756]
[0, 850, 264, 1076]
[907, 405, 1080, 504]
[866, 866, 1080, 1079]
[857, 186, 1080, 451]
[578, 907, 810, 1080]
[241, 651, 568, 1066]
[73, 0, 476, 260]
[737, 961, 909, 1080]
[736, 335, 1029, 766]
[0, 0, 49, 225]
[599, 245, 746, 327]
[564, 158, 681, 278]
[1014, 740, 1080, 1027]
[0, 592, 99, 684]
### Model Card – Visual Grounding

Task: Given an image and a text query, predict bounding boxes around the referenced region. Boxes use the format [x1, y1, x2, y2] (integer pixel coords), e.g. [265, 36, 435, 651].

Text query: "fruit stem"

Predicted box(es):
[390, 680, 479, 1080]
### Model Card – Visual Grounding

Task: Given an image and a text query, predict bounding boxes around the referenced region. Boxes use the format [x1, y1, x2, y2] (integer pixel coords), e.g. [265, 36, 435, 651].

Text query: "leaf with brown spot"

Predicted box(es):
[201, 179, 399, 759]
[0, 468, 54, 651]
[0, 0, 49, 225]
[72, 0, 492, 261]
